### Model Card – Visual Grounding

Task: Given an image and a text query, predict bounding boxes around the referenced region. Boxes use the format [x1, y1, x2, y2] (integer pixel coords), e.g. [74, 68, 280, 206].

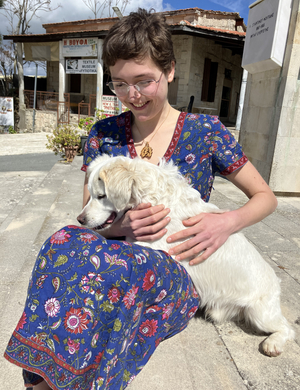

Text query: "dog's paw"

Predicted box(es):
[262, 334, 284, 357]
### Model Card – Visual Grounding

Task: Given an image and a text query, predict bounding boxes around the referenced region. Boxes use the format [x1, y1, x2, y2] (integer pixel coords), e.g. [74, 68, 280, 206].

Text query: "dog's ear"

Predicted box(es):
[99, 159, 141, 211]
[87, 154, 111, 178]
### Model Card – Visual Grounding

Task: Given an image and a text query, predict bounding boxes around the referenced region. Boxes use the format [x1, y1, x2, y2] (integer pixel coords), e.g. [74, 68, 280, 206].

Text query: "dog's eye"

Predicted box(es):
[97, 195, 106, 200]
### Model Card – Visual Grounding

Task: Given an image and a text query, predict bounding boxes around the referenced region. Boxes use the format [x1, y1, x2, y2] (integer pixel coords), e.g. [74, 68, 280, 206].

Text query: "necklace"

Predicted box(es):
[135, 105, 171, 159]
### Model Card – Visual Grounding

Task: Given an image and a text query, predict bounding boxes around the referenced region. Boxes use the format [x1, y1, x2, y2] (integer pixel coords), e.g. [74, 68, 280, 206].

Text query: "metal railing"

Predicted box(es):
[78, 102, 91, 119]
[24, 90, 101, 125]
[24, 90, 70, 111]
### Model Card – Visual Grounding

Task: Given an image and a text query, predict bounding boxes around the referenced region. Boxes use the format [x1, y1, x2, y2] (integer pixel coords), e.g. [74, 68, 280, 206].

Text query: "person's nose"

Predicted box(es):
[127, 85, 141, 99]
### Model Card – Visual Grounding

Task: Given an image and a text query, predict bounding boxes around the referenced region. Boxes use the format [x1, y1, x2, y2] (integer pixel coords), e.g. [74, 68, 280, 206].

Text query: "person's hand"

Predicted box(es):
[114, 203, 171, 242]
[167, 212, 234, 265]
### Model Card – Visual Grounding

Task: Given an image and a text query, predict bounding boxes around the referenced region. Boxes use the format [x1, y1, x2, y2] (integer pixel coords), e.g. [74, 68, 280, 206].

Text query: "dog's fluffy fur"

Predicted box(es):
[78, 154, 295, 356]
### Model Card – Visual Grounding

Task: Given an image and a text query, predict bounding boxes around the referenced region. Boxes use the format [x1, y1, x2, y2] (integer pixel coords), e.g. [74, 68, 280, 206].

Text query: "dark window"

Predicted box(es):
[70, 73, 81, 93]
[201, 58, 218, 102]
[225, 68, 232, 80]
[220, 86, 231, 118]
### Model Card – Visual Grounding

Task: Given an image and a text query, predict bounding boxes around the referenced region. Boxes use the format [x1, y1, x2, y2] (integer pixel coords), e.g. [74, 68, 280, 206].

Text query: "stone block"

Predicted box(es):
[270, 136, 300, 192]
[278, 106, 300, 138]
[249, 77, 279, 108]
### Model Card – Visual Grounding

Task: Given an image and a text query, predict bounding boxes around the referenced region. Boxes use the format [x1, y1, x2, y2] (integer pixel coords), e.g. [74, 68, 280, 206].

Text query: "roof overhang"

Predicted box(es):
[3, 30, 108, 43]
[171, 25, 245, 56]
[4, 25, 245, 56]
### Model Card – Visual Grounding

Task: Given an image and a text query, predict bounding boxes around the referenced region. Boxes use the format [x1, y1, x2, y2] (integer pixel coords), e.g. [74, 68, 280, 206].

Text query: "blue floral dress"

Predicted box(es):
[4, 112, 247, 390]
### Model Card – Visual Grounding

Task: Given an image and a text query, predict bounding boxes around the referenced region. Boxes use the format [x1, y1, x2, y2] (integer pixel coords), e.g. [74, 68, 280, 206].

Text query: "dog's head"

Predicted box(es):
[77, 155, 150, 231]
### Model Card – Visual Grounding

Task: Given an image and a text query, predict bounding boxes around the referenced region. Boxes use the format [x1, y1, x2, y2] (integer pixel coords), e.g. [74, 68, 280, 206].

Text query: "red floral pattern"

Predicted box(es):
[79, 232, 98, 244]
[108, 287, 121, 303]
[142, 270, 156, 291]
[16, 312, 26, 331]
[123, 284, 139, 310]
[64, 307, 90, 334]
[139, 319, 158, 337]
[50, 229, 71, 245]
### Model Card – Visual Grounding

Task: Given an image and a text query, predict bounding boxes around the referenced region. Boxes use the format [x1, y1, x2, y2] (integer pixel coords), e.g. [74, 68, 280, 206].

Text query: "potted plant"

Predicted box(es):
[46, 124, 81, 162]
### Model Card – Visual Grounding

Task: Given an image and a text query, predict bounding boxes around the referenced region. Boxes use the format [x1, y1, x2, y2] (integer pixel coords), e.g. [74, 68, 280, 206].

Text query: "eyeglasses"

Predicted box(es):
[107, 72, 163, 97]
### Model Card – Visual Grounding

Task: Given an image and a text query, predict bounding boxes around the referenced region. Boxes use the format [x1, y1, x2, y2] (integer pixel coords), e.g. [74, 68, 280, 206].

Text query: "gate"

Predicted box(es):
[78, 102, 91, 121]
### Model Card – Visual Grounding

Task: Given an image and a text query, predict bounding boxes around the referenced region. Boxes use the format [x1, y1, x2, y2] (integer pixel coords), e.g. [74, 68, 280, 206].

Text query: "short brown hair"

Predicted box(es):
[102, 8, 176, 73]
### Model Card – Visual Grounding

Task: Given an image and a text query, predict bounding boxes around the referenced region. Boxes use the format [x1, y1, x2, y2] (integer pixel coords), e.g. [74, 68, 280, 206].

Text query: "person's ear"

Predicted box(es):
[167, 61, 176, 83]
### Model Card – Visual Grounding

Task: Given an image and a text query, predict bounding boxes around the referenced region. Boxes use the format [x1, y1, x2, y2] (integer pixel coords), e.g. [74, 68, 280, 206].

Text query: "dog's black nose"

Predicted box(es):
[77, 215, 85, 225]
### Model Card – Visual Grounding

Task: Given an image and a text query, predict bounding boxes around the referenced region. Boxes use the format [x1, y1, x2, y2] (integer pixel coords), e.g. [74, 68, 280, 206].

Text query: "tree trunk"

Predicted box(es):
[16, 43, 26, 132]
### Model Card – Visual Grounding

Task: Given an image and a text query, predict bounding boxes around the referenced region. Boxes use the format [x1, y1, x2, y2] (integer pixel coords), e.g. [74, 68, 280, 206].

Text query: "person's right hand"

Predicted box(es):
[114, 203, 171, 242]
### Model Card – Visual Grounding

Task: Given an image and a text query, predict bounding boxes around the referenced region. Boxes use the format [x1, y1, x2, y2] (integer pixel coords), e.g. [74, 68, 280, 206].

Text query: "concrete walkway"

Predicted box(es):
[0, 133, 299, 389]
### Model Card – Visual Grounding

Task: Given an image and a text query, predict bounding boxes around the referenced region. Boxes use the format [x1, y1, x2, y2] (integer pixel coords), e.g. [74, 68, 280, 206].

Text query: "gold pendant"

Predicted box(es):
[140, 142, 153, 159]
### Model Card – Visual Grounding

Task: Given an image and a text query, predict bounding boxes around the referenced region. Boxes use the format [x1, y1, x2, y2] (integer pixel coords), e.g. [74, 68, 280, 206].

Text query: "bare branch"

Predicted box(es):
[82, 0, 130, 19]
[1, 0, 62, 35]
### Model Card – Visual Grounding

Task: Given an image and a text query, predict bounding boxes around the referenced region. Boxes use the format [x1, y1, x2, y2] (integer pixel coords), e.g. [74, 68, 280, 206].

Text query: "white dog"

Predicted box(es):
[77, 154, 295, 357]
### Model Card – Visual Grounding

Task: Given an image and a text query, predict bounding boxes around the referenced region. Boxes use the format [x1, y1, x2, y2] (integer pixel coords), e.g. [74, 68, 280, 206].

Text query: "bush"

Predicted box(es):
[46, 125, 80, 162]
[78, 117, 95, 135]
[8, 125, 17, 134]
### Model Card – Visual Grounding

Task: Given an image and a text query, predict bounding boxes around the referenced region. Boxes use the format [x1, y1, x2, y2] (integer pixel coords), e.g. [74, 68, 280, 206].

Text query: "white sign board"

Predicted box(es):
[63, 38, 97, 57]
[102, 95, 126, 116]
[0, 97, 14, 131]
[66, 59, 97, 74]
[242, 0, 292, 74]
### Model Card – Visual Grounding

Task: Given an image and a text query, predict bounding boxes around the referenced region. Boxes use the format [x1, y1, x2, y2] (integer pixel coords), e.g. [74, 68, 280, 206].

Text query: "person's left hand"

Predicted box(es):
[167, 212, 234, 265]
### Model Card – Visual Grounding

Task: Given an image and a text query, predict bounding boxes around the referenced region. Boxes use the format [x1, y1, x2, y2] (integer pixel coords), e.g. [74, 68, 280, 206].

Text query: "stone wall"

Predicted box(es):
[172, 35, 243, 122]
[172, 35, 193, 108]
[25, 109, 57, 132]
[25, 109, 79, 133]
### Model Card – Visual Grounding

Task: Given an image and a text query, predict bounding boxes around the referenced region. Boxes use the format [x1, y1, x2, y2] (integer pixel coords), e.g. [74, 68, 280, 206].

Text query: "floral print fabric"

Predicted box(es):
[5, 227, 199, 390]
[82, 112, 248, 201]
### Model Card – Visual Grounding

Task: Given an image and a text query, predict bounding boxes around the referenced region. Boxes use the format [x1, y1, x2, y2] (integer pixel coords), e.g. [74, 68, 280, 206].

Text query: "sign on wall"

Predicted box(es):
[102, 96, 126, 116]
[242, 0, 292, 74]
[66, 59, 97, 74]
[0, 97, 14, 132]
[63, 38, 97, 57]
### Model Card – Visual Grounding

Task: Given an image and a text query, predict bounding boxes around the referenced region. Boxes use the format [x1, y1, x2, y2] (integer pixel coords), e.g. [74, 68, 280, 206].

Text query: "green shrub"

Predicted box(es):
[8, 125, 17, 134]
[46, 125, 80, 161]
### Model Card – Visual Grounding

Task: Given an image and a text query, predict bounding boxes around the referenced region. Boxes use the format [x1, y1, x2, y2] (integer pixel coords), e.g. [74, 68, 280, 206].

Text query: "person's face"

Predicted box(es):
[109, 57, 175, 123]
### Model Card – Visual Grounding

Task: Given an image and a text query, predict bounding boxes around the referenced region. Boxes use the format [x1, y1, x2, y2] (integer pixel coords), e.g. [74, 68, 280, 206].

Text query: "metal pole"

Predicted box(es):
[33, 63, 38, 132]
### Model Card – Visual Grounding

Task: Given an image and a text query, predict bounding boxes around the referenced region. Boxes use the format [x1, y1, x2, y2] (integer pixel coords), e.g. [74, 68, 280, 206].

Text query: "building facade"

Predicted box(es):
[4, 8, 246, 131]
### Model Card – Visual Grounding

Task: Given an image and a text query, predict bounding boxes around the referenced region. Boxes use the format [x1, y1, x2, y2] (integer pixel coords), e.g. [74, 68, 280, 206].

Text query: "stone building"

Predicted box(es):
[4, 8, 246, 131]
[240, 0, 300, 194]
